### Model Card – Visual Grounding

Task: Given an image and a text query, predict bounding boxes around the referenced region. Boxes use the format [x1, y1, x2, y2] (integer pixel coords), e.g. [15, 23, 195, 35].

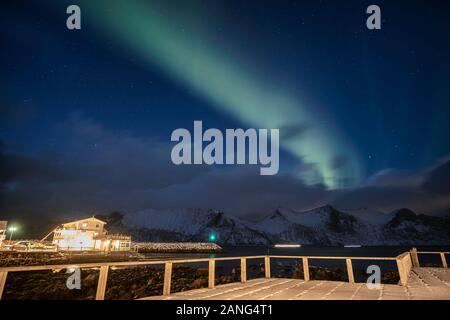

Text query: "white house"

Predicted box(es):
[52, 217, 131, 252]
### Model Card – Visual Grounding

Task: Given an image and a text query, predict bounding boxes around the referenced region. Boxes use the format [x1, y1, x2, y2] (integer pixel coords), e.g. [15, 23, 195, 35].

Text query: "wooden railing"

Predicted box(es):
[395, 252, 413, 286]
[0, 252, 418, 300]
[267, 254, 410, 285]
[410, 248, 449, 268]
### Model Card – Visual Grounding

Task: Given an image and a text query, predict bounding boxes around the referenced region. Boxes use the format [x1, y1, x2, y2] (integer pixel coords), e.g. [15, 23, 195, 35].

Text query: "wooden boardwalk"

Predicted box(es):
[142, 268, 450, 300]
[1, 249, 448, 300]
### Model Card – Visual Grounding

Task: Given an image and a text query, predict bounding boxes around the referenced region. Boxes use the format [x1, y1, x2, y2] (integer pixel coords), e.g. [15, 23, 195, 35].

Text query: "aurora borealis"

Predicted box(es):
[1, 0, 450, 222]
[82, 0, 362, 188]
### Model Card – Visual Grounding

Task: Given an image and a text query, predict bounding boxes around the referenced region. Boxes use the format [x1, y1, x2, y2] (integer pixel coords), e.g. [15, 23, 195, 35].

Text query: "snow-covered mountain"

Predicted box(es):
[108, 208, 270, 245]
[100, 205, 450, 246]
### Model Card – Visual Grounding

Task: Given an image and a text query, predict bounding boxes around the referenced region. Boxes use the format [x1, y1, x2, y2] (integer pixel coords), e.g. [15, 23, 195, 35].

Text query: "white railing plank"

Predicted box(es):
[264, 256, 271, 278]
[240, 258, 247, 283]
[163, 262, 172, 296]
[208, 259, 215, 288]
[0, 271, 8, 300]
[95, 266, 109, 300]
[346, 259, 355, 283]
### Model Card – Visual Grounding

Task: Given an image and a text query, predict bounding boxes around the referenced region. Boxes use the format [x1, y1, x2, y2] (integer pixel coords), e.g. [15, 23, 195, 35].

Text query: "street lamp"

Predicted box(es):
[8, 226, 17, 241]
[208, 233, 217, 242]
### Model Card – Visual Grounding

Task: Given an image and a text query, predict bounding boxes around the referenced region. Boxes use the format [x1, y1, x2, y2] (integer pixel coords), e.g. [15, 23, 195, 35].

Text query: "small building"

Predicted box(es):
[0, 221, 7, 246]
[52, 217, 131, 252]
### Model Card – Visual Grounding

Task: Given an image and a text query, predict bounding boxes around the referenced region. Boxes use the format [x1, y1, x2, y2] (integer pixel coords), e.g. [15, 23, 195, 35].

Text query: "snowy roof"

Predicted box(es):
[62, 217, 106, 226]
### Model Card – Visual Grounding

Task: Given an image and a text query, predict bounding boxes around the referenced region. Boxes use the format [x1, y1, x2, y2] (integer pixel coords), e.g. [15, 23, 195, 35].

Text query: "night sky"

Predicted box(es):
[1, 0, 450, 223]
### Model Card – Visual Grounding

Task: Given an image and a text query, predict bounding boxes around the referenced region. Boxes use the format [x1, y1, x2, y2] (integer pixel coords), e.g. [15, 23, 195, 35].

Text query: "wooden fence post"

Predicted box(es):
[95, 266, 109, 300]
[440, 253, 448, 268]
[302, 257, 310, 281]
[396, 257, 407, 286]
[346, 259, 355, 283]
[208, 259, 215, 289]
[264, 256, 271, 278]
[163, 262, 173, 296]
[410, 247, 420, 267]
[240, 258, 247, 283]
[0, 271, 8, 300]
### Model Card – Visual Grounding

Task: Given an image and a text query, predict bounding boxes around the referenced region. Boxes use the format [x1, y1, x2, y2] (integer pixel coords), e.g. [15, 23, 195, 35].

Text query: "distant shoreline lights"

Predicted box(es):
[274, 244, 302, 248]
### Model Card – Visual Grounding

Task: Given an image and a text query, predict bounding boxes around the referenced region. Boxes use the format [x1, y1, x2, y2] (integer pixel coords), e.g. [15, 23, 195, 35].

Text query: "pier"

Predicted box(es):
[143, 268, 450, 300]
[0, 249, 448, 300]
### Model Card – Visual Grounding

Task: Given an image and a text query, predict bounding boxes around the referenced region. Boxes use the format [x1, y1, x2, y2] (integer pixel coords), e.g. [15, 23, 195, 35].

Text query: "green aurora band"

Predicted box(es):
[81, 0, 363, 188]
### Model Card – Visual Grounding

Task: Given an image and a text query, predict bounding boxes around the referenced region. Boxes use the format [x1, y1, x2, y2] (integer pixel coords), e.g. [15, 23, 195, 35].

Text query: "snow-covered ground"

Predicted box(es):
[134, 242, 223, 252]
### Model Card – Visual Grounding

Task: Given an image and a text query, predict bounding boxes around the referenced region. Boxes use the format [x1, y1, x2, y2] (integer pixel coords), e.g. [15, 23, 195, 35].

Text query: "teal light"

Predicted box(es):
[208, 233, 217, 242]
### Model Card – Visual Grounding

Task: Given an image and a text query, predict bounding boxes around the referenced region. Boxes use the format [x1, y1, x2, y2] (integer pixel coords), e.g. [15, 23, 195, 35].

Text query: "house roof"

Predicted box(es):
[62, 217, 106, 226]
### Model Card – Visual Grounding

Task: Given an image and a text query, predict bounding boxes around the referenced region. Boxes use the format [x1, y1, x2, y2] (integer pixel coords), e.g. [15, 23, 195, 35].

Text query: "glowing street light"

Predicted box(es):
[208, 233, 217, 242]
[8, 226, 17, 241]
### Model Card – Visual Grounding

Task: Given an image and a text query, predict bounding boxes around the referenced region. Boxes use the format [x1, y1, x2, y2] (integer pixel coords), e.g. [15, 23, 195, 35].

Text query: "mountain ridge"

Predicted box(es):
[96, 205, 450, 246]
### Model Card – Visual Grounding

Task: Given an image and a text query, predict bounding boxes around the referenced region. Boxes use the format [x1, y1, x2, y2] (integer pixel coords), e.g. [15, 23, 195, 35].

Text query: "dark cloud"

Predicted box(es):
[0, 116, 331, 218]
[279, 124, 308, 141]
[421, 158, 450, 196]
[330, 155, 348, 170]
[141, 167, 332, 215]
[331, 186, 450, 215]
[0, 151, 331, 219]
[332, 159, 450, 215]
[0, 116, 208, 217]
[0, 100, 36, 125]
[0, 152, 71, 183]
[1, 116, 450, 220]
[364, 168, 421, 188]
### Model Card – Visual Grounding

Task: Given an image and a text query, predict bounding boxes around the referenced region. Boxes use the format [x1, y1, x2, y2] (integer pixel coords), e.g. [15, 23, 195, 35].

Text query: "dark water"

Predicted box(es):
[141, 245, 449, 260]
[140, 245, 449, 283]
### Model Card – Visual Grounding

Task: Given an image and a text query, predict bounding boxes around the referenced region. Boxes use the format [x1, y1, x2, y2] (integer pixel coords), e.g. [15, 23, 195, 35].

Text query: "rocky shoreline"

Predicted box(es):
[0, 242, 223, 267]
[135, 242, 224, 253]
[0, 251, 141, 267]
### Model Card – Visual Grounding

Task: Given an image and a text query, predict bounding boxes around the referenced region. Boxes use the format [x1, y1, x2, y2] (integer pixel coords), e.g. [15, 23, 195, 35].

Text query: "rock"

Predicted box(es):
[196, 268, 209, 277]
[192, 278, 208, 288]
